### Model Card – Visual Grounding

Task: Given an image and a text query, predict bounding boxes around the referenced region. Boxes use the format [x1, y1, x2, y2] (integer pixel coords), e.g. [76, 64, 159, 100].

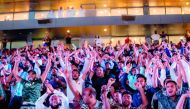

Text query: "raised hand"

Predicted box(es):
[47, 53, 53, 60]
[184, 91, 190, 98]
[45, 83, 54, 93]
[101, 85, 108, 93]
[57, 51, 62, 57]
[64, 69, 70, 79]
[135, 82, 143, 91]
[107, 78, 116, 87]
[14, 56, 21, 63]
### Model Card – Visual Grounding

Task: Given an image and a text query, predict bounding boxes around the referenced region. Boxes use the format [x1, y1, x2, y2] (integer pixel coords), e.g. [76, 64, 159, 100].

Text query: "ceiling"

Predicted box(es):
[0, 0, 190, 13]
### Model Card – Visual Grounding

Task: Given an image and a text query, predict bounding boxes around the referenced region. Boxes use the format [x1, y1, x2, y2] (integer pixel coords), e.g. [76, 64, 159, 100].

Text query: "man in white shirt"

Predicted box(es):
[35, 83, 69, 109]
[66, 69, 84, 103]
[60, 57, 91, 106]
[151, 31, 160, 45]
[58, 7, 64, 18]
[47, 10, 55, 19]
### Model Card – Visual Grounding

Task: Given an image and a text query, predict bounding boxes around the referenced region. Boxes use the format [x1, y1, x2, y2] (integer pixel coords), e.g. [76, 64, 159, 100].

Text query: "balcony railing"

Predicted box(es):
[0, 6, 189, 21]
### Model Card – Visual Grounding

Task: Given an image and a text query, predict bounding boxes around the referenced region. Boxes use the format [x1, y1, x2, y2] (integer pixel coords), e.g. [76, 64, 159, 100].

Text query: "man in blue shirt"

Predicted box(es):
[132, 74, 159, 109]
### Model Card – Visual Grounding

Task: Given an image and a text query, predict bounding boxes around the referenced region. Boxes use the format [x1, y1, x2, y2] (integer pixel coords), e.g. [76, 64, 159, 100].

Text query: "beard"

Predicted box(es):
[50, 104, 60, 109]
[122, 102, 130, 107]
[72, 77, 79, 80]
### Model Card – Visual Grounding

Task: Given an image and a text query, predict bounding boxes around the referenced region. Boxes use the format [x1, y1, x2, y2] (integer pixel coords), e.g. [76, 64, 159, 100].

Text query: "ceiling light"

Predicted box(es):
[104, 28, 107, 32]
[67, 30, 70, 33]
[186, 2, 189, 5]
[103, 4, 107, 7]
[69, 6, 73, 9]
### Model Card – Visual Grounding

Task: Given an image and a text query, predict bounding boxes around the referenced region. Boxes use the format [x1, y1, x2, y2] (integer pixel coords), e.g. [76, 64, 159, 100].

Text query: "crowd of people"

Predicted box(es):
[0, 37, 190, 109]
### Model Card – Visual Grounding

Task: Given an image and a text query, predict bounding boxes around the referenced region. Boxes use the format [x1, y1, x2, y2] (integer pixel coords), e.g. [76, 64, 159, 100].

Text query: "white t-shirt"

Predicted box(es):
[95, 38, 102, 46]
[58, 9, 64, 18]
[66, 76, 84, 103]
[151, 34, 160, 41]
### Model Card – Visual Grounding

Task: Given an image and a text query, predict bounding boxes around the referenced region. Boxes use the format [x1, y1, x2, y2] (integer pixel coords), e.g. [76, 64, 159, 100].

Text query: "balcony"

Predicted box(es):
[0, 6, 190, 30]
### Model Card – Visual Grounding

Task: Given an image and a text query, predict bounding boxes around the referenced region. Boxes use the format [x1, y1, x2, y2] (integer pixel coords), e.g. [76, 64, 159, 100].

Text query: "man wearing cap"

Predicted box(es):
[152, 80, 189, 109]
[13, 53, 52, 109]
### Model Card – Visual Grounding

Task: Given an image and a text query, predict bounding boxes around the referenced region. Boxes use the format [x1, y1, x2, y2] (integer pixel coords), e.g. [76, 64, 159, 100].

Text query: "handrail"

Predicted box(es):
[0, 5, 185, 14]
[0, 6, 189, 21]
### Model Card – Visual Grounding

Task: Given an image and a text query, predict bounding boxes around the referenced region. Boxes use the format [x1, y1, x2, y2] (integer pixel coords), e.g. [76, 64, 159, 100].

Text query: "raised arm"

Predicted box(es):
[101, 85, 110, 109]
[81, 50, 95, 80]
[176, 91, 190, 109]
[115, 44, 128, 60]
[135, 83, 148, 109]
[13, 54, 22, 82]
[132, 43, 138, 57]
[41, 53, 52, 83]
[177, 60, 188, 83]
[65, 65, 81, 99]
[101, 78, 115, 109]
[142, 43, 149, 52]
[157, 60, 166, 86]
[60, 54, 81, 99]
[152, 65, 158, 88]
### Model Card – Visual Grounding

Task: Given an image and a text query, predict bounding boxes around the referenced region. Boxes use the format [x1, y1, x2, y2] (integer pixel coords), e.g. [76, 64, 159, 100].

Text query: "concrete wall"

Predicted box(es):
[0, 15, 189, 30]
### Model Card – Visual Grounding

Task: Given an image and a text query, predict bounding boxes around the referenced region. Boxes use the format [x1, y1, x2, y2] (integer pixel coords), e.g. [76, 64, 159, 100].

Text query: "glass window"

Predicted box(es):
[110, 8, 127, 16]
[0, 13, 13, 21]
[128, 8, 143, 15]
[166, 7, 181, 14]
[14, 12, 29, 20]
[182, 7, 190, 14]
[149, 7, 165, 15]
[96, 8, 110, 16]
[35, 11, 49, 19]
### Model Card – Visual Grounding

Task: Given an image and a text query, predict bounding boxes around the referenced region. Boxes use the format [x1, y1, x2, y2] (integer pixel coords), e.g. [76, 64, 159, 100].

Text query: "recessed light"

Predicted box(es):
[67, 30, 70, 33]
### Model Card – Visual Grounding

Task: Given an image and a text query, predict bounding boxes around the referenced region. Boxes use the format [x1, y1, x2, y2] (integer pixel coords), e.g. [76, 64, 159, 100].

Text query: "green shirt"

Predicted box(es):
[22, 79, 42, 103]
[79, 99, 103, 109]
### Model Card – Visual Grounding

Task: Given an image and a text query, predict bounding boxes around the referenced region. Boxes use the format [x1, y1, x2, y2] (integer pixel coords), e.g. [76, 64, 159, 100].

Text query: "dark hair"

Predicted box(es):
[83, 87, 97, 97]
[122, 91, 132, 96]
[96, 65, 104, 70]
[163, 77, 171, 85]
[28, 70, 36, 74]
[136, 74, 147, 82]
[165, 80, 177, 86]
